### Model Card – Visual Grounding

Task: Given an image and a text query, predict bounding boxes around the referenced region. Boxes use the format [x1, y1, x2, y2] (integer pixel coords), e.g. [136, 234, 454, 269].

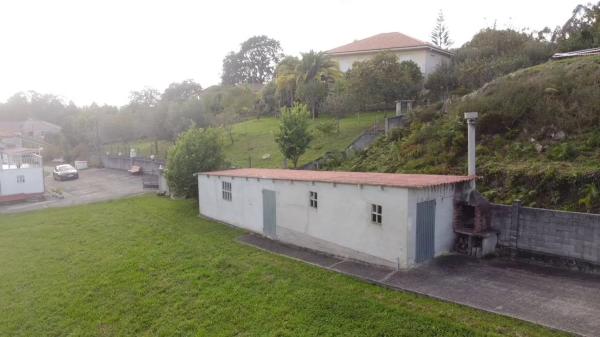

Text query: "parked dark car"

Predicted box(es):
[53, 164, 79, 181]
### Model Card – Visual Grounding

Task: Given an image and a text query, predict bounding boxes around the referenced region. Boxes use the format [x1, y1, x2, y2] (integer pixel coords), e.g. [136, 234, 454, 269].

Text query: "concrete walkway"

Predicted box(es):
[238, 234, 600, 337]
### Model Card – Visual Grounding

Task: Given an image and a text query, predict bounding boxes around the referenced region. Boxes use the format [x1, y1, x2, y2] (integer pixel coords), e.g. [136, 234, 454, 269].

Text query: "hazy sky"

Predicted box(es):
[0, 0, 581, 107]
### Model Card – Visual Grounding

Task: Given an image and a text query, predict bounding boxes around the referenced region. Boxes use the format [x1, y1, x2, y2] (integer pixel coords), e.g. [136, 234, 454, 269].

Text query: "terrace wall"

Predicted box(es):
[490, 202, 600, 271]
[100, 155, 164, 175]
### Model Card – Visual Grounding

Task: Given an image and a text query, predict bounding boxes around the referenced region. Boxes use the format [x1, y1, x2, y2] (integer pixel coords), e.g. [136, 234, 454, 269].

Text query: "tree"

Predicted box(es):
[128, 88, 160, 111]
[552, 2, 600, 52]
[166, 128, 224, 198]
[257, 81, 278, 116]
[221, 52, 245, 85]
[275, 103, 313, 168]
[295, 50, 341, 84]
[431, 10, 453, 49]
[453, 28, 553, 91]
[346, 53, 423, 109]
[274, 56, 301, 107]
[221, 35, 283, 85]
[161, 80, 203, 102]
[424, 61, 458, 101]
[295, 51, 341, 118]
[296, 80, 328, 119]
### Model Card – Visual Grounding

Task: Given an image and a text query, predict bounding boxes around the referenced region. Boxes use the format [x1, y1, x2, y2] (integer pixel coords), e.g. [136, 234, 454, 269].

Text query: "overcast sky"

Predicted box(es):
[0, 0, 581, 107]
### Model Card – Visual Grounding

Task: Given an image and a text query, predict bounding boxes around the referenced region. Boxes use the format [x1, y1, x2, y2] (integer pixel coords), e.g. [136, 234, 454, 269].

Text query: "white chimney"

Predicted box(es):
[464, 112, 478, 179]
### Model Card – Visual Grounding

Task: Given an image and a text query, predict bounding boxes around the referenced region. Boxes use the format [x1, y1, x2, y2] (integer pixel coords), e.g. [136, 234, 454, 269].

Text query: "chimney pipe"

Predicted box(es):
[464, 112, 478, 179]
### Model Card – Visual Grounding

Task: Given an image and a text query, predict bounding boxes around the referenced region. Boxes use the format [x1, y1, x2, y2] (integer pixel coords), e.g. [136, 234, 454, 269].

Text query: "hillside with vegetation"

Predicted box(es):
[339, 56, 600, 212]
[105, 111, 387, 168]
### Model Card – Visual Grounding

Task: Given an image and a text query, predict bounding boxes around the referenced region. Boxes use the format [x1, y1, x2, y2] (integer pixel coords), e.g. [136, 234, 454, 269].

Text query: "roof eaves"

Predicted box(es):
[326, 45, 454, 57]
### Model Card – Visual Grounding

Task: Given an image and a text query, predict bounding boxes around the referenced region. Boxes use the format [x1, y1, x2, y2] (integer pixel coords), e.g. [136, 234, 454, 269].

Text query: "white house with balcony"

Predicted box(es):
[0, 147, 44, 202]
[325, 32, 453, 76]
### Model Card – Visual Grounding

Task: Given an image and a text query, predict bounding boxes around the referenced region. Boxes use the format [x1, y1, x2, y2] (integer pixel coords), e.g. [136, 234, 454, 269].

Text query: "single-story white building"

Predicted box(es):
[325, 32, 453, 76]
[0, 148, 44, 202]
[198, 169, 474, 269]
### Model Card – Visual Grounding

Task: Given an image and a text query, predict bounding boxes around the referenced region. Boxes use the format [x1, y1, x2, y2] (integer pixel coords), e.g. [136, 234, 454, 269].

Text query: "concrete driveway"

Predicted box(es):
[240, 234, 600, 337]
[0, 168, 146, 214]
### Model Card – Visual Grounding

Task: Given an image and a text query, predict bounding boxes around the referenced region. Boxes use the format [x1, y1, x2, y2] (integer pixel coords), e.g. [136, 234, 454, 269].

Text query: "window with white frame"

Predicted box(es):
[17, 175, 25, 184]
[222, 181, 232, 201]
[309, 191, 318, 208]
[371, 204, 382, 224]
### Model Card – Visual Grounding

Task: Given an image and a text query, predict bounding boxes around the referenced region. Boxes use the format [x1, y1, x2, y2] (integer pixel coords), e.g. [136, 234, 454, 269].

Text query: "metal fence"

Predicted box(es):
[0, 152, 43, 170]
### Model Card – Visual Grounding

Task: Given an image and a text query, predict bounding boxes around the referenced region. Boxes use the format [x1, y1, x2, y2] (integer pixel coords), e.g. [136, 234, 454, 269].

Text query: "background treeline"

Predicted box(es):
[0, 2, 597, 162]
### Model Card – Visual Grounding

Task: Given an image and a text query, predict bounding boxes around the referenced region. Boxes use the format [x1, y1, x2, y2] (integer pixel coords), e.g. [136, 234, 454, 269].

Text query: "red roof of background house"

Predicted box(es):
[327, 32, 449, 55]
[0, 130, 21, 138]
[200, 168, 474, 189]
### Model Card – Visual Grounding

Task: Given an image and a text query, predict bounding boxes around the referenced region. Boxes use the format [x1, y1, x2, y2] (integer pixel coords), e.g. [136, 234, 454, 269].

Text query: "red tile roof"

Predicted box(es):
[200, 168, 474, 189]
[327, 32, 445, 55]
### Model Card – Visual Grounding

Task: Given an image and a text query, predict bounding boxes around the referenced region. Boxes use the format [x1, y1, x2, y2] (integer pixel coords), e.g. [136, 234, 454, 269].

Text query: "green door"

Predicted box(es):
[262, 189, 276, 238]
[416, 200, 436, 263]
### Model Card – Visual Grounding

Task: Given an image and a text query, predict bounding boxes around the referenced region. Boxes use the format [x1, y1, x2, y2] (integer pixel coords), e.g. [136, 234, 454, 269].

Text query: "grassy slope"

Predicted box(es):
[0, 196, 565, 337]
[224, 112, 386, 168]
[104, 112, 387, 169]
[340, 56, 600, 211]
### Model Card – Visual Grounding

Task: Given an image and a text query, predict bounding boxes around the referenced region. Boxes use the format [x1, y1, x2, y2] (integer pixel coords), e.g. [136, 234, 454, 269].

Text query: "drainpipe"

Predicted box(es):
[464, 112, 478, 188]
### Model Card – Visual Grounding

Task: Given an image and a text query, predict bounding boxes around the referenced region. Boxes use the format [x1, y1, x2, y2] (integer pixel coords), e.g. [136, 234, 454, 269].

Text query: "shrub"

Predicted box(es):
[547, 143, 578, 161]
[166, 128, 224, 198]
[314, 120, 337, 135]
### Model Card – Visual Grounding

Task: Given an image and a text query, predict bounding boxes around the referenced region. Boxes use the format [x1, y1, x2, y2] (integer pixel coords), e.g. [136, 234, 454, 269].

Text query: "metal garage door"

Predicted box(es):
[262, 189, 276, 238]
[416, 200, 436, 263]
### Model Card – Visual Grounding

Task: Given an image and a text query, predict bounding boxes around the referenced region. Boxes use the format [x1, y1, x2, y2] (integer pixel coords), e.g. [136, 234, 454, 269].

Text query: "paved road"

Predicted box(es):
[0, 168, 146, 214]
[239, 234, 600, 337]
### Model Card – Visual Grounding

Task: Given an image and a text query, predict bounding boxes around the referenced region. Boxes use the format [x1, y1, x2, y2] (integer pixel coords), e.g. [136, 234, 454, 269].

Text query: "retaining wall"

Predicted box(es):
[101, 155, 165, 175]
[490, 202, 600, 270]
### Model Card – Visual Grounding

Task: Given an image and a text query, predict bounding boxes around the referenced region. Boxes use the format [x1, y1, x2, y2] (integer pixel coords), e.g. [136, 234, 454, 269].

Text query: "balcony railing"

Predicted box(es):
[0, 153, 43, 170]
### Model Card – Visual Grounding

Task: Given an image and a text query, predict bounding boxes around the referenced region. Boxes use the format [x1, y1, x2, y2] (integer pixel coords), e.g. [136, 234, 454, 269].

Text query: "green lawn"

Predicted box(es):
[0, 196, 566, 337]
[224, 112, 387, 168]
[104, 112, 388, 169]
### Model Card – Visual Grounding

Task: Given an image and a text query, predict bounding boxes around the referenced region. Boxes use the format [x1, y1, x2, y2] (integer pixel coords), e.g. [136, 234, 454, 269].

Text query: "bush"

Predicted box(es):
[547, 143, 578, 161]
[314, 120, 337, 135]
[166, 128, 224, 198]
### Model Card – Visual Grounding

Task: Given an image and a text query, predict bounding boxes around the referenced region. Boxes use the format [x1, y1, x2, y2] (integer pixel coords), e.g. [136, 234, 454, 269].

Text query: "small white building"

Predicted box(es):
[0, 148, 44, 202]
[325, 32, 453, 76]
[198, 169, 474, 269]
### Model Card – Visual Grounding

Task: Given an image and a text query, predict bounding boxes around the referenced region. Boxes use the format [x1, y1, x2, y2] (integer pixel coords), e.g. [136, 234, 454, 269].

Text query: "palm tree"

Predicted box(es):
[295, 51, 341, 118]
[295, 50, 341, 84]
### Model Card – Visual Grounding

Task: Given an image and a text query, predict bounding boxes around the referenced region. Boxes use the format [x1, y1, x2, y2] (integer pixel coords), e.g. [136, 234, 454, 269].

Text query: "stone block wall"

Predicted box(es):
[100, 155, 165, 175]
[490, 203, 600, 267]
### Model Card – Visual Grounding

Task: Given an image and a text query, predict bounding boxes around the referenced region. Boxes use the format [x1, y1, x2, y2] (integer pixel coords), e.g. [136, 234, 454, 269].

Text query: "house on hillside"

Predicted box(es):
[0, 131, 23, 148]
[198, 168, 476, 269]
[0, 118, 61, 141]
[325, 32, 453, 76]
[0, 146, 44, 203]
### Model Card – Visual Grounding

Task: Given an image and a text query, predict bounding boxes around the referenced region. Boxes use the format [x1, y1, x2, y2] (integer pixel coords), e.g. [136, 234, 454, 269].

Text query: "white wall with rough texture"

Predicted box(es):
[0, 167, 44, 196]
[198, 174, 460, 268]
[330, 48, 450, 76]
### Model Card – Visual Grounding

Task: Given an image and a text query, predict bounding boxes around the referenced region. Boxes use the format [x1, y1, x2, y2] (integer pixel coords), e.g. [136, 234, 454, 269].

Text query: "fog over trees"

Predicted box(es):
[0, 2, 596, 162]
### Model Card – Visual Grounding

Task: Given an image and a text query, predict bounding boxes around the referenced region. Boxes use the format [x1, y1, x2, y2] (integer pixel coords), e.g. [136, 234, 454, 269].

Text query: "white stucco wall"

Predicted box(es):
[198, 174, 462, 269]
[0, 167, 44, 196]
[329, 48, 451, 77]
